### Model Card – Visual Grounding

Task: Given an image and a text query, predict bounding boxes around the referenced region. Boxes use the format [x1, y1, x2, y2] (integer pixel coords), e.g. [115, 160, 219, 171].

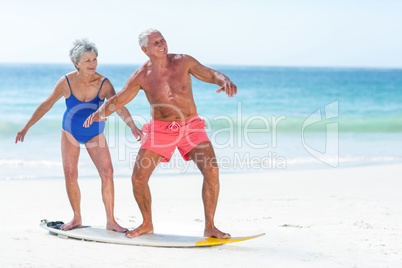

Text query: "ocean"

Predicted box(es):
[1, 63, 401, 180]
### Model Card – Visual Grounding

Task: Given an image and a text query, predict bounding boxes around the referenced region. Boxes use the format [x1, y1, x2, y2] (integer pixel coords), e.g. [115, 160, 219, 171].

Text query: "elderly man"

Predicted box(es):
[85, 28, 237, 238]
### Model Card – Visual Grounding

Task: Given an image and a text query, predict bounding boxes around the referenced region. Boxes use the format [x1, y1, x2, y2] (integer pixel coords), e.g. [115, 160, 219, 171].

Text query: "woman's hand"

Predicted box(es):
[131, 125, 144, 142]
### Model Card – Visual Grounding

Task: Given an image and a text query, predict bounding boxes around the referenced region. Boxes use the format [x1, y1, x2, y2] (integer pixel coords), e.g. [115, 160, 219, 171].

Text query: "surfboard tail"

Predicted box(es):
[194, 233, 265, 247]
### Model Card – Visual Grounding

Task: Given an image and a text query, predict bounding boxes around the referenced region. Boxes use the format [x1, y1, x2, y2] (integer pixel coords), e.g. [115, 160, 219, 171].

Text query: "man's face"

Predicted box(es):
[143, 32, 168, 58]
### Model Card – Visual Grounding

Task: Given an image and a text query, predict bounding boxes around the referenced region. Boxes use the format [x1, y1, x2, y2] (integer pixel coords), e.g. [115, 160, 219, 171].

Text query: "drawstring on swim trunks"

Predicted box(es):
[167, 121, 181, 132]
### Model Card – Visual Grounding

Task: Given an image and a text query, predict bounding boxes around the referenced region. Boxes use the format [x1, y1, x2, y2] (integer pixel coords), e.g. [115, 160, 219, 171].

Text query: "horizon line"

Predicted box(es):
[0, 62, 401, 70]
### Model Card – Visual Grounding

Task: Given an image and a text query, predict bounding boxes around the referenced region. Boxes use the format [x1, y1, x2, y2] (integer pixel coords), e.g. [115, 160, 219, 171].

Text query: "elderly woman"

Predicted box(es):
[15, 39, 143, 232]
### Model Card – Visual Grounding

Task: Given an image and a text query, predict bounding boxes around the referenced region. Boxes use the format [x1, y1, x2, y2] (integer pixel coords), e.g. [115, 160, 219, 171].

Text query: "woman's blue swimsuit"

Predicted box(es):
[62, 75, 107, 144]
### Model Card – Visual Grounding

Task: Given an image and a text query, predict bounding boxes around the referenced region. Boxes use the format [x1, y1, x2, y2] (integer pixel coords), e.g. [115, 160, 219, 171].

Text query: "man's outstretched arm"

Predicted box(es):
[188, 55, 237, 97]
[84, 74, 141, 127]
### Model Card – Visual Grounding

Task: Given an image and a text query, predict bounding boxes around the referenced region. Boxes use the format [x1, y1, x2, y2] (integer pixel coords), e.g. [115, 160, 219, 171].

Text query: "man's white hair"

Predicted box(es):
[138, 28, 161, 47]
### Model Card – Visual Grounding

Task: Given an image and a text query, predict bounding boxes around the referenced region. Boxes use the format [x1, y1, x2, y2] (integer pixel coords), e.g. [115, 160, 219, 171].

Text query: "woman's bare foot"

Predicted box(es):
[60, 217, 82, 230]
[125, 223, 153, 238]
[107, 221, 128, 233]
[204, 226, 231, 239]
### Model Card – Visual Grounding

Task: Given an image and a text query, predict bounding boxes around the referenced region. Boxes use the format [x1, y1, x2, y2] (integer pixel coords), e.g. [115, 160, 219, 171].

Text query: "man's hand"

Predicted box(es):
[216, 80, 237, 97]
[83, 112, 107, 128]
[15, 128, 28, 143]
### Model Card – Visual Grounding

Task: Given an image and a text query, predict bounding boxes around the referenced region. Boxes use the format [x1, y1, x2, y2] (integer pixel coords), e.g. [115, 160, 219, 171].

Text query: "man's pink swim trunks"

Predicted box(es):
[140, 114, 210, 162]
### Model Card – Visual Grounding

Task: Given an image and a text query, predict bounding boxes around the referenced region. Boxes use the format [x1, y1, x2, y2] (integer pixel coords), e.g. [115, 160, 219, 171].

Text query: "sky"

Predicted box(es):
[1, 0, 401, 68]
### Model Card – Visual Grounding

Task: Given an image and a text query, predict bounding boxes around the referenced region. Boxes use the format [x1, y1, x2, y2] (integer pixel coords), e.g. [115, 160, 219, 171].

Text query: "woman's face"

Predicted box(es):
[76, 51, 97, 73]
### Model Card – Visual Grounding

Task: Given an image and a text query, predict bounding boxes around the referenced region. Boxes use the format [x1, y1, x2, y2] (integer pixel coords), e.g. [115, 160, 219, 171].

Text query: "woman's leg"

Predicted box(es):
[60, 130, 82, 230]
[85, 133, 127, 232]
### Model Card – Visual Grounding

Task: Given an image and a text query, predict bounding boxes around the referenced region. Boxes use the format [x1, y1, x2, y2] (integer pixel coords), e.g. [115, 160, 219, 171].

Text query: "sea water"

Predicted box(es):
[1, 64, 401, 180]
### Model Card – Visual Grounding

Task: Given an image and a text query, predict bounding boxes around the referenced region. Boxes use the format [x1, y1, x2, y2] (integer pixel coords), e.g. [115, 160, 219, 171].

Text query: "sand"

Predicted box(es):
[1, 164, 401, 267]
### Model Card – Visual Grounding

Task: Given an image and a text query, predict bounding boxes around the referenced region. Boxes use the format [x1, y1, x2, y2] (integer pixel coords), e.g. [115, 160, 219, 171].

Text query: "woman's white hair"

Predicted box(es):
[138, 28, 161, 47]
[69, 38, 98, 70]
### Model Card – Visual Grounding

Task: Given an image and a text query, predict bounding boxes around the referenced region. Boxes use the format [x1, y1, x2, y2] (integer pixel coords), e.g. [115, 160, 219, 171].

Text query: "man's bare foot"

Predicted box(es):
[125, 223, 153, 238]
[107, 221, 128, 233]
[204, 226, 231, 239]
[60, 217, 82, 230]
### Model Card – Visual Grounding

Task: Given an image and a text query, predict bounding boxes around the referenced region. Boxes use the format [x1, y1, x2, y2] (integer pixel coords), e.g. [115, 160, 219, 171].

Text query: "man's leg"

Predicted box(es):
[126, 149, 163, 238]
[187, 141, 231, 239]
[60, 130, 82, 230]
[86, 133, 127, 233]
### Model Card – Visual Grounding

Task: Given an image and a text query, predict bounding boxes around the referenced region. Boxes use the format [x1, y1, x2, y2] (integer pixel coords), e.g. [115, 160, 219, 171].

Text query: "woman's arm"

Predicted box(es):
[15, 77, 66, 143]
[115, 107, 144, 141]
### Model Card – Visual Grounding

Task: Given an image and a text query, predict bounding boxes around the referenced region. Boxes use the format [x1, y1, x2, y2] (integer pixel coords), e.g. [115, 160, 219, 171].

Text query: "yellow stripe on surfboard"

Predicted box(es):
[195, 233, 265, 247]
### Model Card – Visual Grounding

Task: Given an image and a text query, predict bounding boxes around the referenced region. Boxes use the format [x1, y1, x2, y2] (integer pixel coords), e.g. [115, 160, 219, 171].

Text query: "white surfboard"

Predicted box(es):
[40, 220, 264, 248]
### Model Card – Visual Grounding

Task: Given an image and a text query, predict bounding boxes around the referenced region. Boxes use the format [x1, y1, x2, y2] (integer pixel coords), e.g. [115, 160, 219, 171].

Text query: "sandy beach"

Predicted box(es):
[0, 164, 401, 267]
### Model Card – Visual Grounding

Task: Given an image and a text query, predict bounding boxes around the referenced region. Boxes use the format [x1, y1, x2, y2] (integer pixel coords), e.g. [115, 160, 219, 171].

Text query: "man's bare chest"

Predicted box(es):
[143, 72, 190, 98]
